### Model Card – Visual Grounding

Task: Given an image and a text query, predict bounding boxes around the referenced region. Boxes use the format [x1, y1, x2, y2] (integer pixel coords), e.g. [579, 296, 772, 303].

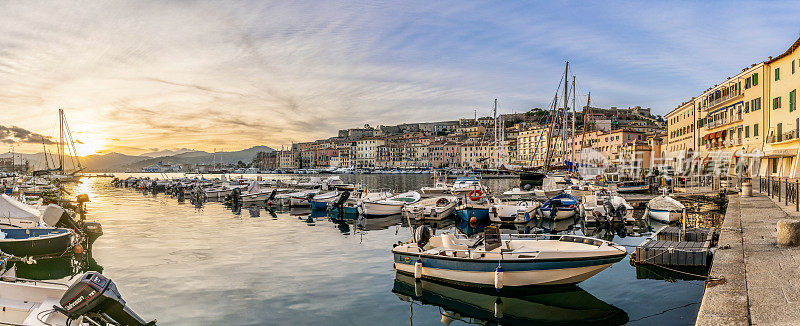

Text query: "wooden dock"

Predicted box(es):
[632, 226, 716, 267]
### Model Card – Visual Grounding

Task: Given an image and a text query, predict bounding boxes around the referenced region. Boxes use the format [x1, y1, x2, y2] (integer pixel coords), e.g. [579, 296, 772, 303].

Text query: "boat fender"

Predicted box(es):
[494, 298, 503, 318]
[414, 259, 423, 279]
[494, 266, 504, 292]
[73, 243, 84, 254]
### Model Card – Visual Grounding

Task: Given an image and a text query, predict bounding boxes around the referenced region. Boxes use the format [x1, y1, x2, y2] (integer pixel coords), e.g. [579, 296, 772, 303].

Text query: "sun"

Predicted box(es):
[74, 136, 106, 156]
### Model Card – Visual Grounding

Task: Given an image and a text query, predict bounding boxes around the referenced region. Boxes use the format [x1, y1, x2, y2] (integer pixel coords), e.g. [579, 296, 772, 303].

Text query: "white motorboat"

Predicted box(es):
[362, 191, 421, 217]
[450, 177, 483, 196]
[392, 228, 627, 288]
[502, 188, 536, 198]
[647, 193, 685, 223]
[489, 200, 540, 224]
[580, 193, 634, 223]
[282, 189, 321, 207]
[420, 171, 452, 196]
[0, 195, 64, 228]
[239, 181, 274, 202]
[533, 176, 567, 197]
[0, 260, 153, 325]
[402, 196, 458, 221]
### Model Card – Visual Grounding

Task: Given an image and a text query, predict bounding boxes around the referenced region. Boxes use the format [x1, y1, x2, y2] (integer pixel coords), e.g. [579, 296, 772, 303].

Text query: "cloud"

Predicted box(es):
[0, 1, 799, 154]
[0, 125, 57, 145]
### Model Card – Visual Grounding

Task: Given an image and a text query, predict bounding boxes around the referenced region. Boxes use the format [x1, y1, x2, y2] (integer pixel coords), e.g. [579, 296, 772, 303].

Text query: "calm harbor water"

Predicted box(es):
[17, 174, 708, 325]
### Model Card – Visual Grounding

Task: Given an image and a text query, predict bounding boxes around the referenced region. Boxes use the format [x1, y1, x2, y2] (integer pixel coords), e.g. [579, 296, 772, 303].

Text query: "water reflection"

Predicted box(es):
[393, 272, 629, 325]
[10, 252, 103, 281]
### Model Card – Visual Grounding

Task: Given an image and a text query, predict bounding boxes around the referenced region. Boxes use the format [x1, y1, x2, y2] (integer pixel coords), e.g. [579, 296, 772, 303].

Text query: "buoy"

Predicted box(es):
[494, 266, 504, 292]
[73, 243, 84, 254]
[414, 258, 423, 279]
[494, 298, 504, 318]
[469, 215, 477, 225]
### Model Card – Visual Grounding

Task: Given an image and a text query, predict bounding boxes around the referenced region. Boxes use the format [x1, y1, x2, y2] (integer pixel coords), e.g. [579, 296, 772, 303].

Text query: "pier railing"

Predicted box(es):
[757, 176, 800, 212]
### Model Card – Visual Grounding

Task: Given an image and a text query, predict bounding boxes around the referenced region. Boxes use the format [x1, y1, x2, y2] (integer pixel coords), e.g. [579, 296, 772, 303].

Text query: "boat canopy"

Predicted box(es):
[0, 194, 40, 219]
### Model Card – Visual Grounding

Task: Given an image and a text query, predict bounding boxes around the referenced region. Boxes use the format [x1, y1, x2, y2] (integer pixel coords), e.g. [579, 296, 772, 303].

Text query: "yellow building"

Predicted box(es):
[664, 101, 698, 171]
[761, 41, 800, 177]
[666, 36, 800, 178]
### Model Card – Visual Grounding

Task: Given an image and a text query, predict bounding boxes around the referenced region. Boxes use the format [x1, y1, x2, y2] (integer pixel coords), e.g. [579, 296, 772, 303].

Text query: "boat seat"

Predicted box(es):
[441, 234, 468, 257]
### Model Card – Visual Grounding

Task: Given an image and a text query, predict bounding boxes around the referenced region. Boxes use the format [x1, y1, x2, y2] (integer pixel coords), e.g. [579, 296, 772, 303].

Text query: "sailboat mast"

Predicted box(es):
[493, 99, 498, 169]
[561, 62, 569, 166]
[580, 91, 590, 160]
[58, 109, 64, 171]
[571, 75, 576, 168]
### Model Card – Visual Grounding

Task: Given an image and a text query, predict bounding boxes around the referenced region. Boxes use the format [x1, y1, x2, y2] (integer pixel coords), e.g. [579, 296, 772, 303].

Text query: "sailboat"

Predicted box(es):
[45, 109, 84, 183]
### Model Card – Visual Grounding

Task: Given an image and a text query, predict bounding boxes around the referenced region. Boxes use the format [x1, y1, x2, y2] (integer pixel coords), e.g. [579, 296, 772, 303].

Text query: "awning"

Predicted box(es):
[762, 149, 797, 158]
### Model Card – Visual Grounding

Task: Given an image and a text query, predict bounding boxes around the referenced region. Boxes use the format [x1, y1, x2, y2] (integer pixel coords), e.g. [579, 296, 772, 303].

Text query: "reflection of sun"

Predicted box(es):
[74, 136, 106, 156]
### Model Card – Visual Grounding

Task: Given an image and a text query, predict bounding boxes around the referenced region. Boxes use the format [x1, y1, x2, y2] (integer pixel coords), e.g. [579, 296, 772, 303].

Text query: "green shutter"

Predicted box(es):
[754, 73, 758, 86]
[776, 68, 780, 81]
[754, 124, 759, 137]
[745, 126, 750, 138]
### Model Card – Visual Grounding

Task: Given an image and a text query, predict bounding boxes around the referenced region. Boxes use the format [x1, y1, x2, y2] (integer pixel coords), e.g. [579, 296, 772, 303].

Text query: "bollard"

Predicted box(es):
[777, 219, 800, 247]
[741, 178, 752, 197]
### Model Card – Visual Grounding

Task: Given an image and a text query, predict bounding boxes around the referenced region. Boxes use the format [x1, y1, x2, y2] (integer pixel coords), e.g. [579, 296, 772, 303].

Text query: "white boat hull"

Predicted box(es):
[395, 261, 613, 286]
[648, 209, 680, 223]
[362, 202, 403, 216]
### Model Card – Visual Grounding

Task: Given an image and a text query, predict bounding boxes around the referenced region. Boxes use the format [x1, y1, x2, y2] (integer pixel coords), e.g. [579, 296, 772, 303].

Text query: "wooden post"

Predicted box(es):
[796, 180, 799, 212]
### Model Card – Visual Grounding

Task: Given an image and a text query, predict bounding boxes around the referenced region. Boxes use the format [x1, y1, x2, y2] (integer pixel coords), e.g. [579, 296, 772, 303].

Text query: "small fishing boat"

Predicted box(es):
[489, 200, 540, 224]
[580, 193, 633, 223]
[615, 181, 651, 194]
[455, 192, 492, 224]
[402, 196, 458, 221]
[502, 188, 536, 198]
[309, 191, 339, 210]
[392, 227, 627, 288]
[647, 193, 685, 223]
[420, 171, 452, 196]
[0, 228, 73, 257]
[532, 176, 568, 197]
[450, 176, 483, 196]
[282, 189, 320, 207]
[1, 194, 49, 228]
[239, 181, 274, 202]
[540, 193, 578, 220]
[362, 191, 421, 217]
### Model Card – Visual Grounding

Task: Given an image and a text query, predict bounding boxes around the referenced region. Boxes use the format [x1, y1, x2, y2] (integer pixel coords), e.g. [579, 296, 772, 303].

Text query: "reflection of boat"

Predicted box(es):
[540, 193, 578, 220]
[309, 191, 339, 210]
[393, 272, 628, 325]
[616, 181, 651, 193]
[10, 253, 103, 281]
[393, 229, 627, 287]
[358, 214, 402, 231]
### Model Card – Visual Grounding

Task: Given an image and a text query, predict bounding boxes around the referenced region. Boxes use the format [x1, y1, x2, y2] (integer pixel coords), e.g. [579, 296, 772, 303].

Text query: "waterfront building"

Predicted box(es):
[355, 138, 385, 168]
[665, 35, 800, 178]
[460, 141, 509, 169]
[761, 43, 800, 178]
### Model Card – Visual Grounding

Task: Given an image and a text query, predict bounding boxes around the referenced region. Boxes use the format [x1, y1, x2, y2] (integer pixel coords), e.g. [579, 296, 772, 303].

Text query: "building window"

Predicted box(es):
[754, 124, 759, 137]
[794, 60, 797, 74]
[773, 96, 782, 110]
[745, 101, 750, 113]
[775, 68, 780, 81]
[753, 73, 759, 86]
[745, 125, 750, 138]
[791, 90, 797, 112]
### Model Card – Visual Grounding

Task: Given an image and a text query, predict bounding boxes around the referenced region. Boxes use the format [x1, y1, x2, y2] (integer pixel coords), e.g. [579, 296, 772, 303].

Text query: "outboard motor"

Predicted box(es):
[414, 225, 431, 248]
[335, 191, 351, 209]
[266, 189, 277, 205]
[57, 272, 156, 325]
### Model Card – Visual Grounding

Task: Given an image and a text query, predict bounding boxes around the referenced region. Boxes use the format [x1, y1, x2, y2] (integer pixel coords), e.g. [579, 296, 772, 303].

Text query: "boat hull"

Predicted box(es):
[455, 207, 490, 223]
[540, 208, 576, 220]
[290, 196, 311, 207]
[648, 209, 680, 223]
[0, 229, 72, 257]
[393, 253, 623, 287]
[362, 202, 403, 217]
[310, 200, 328, 210]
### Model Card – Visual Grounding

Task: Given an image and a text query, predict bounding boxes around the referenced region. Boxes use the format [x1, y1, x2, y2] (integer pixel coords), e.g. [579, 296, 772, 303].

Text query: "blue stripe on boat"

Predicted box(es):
[394, 253, 624, 272]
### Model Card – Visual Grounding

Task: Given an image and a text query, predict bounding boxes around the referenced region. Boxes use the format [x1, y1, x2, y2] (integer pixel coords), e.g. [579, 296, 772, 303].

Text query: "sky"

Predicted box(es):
[1, 1, 799, 156]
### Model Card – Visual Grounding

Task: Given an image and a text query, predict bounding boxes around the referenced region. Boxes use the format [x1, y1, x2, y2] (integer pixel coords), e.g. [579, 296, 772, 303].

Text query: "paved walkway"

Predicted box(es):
[696, 194, 800, 326]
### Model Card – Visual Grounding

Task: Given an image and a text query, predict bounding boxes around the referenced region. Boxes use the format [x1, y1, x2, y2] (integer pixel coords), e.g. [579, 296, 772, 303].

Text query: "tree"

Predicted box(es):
[237, 160, 247, 168]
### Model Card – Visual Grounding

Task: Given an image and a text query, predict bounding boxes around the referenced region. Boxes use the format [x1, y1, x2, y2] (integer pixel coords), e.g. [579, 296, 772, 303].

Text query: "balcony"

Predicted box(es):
[704, 111, 743, 130]
[700, 87, 742, 111]
[767, 130, 800, 144]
